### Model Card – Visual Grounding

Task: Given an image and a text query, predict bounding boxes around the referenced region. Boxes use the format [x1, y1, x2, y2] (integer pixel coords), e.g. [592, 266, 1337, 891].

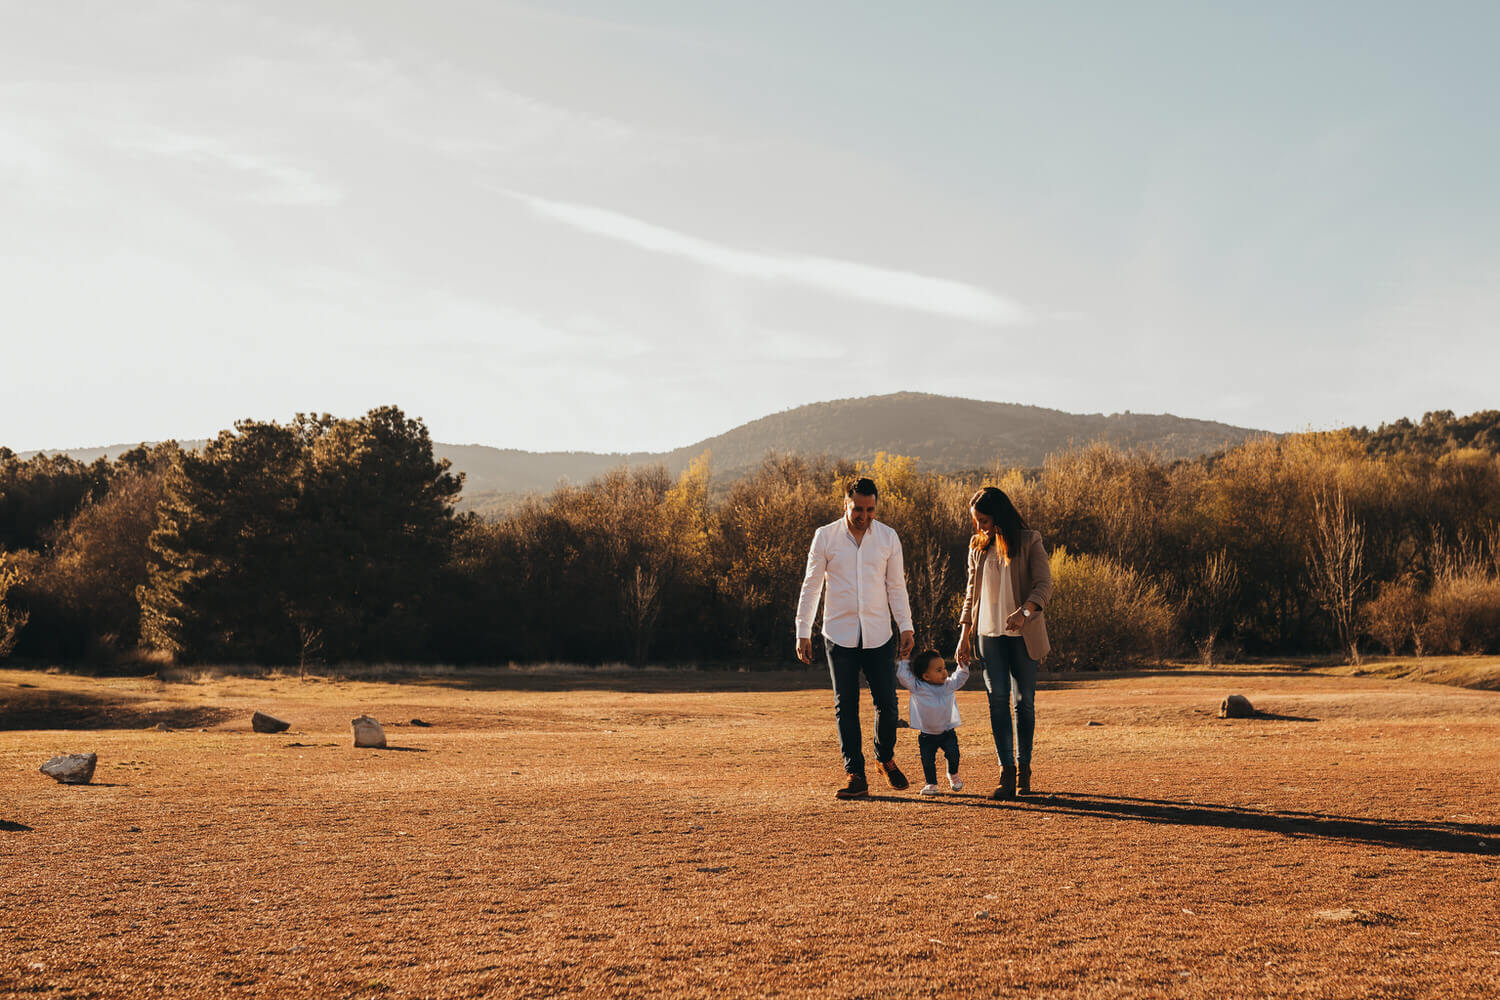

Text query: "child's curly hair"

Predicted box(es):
[911, 649, 946, 684]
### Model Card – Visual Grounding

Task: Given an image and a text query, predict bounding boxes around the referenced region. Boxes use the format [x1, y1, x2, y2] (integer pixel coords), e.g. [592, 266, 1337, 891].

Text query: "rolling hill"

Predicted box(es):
[19, 392, 1267, 513]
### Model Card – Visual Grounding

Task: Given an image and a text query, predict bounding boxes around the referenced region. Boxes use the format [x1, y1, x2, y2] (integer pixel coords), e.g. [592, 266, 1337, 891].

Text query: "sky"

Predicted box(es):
[3, 1, 1498, 454]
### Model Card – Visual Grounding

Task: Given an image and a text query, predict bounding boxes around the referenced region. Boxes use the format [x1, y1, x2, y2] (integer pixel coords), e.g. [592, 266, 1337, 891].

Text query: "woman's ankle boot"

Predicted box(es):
[1018, 763, 1032, 795]
[993, 764, 1017, 800]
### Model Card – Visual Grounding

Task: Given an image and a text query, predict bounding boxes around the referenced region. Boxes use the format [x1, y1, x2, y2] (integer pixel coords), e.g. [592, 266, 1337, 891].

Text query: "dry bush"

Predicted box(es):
[1045, 547, 1176, 670]
[0, 552, 33, 658]
[1422, 571, 1500, 654]
[1361, 580, 1426, 655]
[1022, 443, 1170, 570]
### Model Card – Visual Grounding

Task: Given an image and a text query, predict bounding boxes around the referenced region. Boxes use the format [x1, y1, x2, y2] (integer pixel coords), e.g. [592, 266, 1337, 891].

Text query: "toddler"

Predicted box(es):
[896, 649, 970, 795]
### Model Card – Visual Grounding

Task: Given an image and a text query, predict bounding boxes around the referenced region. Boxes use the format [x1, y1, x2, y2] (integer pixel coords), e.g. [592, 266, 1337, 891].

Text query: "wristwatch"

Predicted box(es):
[1022, 607, 1033, 618]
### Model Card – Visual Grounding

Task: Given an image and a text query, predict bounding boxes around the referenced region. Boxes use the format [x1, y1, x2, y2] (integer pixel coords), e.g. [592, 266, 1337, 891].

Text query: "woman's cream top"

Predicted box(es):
[977, 547, 1022, 638]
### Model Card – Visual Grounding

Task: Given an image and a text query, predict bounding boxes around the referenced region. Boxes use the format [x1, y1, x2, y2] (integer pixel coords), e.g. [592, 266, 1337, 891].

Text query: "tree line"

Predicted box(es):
[3, 407, 1498, 669]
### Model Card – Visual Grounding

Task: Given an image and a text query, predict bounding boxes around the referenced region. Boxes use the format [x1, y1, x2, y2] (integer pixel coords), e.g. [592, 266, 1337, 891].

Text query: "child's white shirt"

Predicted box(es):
[896, 659, 971, 734]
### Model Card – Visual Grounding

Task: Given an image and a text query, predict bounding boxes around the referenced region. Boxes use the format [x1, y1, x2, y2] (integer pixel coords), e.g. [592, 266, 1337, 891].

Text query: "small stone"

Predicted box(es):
[40, 753, 97, 784]
[975, 909, 990, 919]
[1220, 694, 1255, 719]
[352, 715, 387, 748]
[154, 722, 171, 732]
[252, 711, 291, 734]
[1087, 720, 1103, 726]
[410, 718, 433, 727]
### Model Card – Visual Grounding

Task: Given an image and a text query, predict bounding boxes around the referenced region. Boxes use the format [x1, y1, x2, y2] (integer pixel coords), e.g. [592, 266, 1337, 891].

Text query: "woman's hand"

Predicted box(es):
[955, 632, 973, 667]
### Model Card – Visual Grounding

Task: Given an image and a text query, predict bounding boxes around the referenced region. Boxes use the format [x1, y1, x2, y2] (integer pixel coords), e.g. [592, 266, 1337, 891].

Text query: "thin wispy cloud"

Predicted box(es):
[510, 192, 1027, 325]
[124, 132, 343, 206]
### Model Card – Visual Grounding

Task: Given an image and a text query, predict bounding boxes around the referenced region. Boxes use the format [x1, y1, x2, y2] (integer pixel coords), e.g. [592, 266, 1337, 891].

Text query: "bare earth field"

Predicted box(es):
[3, 664, 1498, 999]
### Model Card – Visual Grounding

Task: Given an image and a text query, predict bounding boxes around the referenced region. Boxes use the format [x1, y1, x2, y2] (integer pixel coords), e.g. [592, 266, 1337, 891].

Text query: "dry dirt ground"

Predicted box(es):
[3, 663, 1498, 999]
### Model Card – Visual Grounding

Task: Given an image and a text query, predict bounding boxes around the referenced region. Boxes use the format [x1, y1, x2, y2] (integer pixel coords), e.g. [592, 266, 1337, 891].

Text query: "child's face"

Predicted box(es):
[920, 658, 948, 684]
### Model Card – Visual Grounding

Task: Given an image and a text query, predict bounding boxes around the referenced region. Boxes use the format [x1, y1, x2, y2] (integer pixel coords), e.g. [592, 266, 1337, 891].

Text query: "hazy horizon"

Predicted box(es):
[5, 3, 1497, 454]
[14, 389, 1284, 458]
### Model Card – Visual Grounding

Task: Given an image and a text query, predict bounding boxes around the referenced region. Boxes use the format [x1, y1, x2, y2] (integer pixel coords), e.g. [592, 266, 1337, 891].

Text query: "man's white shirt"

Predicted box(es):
[795, 517, 914, 649]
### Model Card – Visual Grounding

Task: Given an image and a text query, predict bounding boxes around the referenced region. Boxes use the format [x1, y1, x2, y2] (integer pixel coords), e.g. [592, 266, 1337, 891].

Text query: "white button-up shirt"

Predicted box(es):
[795, 517, 914, 649]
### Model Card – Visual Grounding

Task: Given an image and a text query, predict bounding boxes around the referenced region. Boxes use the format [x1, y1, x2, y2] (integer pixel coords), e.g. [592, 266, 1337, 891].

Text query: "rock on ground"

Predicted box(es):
[40, 753, 97, 784]
[1220, 694, 1255, 719]
[352, 715, 387, 748]
[252, 711, 291, 733]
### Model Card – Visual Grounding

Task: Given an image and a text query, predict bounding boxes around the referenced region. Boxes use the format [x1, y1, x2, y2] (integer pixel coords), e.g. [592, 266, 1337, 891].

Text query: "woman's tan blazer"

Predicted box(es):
[959, 529, 1054, 662]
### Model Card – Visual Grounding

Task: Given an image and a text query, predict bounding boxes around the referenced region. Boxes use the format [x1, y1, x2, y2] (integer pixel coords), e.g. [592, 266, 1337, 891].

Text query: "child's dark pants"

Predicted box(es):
[917, 729, 960, 785]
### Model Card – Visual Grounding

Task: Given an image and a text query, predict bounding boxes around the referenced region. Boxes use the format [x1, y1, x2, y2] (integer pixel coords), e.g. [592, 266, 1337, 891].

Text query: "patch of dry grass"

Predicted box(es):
[1323, 654, 1500, 691]
[2, 665, 1498, 998]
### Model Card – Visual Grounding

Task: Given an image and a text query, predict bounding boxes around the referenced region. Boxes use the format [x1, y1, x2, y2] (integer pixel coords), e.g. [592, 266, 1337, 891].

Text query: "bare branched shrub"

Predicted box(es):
[1183, 550, 1240, 666]
[1046, 547, 1175, 669]
[1309, 489, 1369, 663]
[625, 565, 663, 667]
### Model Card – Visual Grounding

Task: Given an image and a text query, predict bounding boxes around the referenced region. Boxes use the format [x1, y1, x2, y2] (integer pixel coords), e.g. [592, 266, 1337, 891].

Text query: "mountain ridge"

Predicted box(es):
[17, 392, 1268, 509]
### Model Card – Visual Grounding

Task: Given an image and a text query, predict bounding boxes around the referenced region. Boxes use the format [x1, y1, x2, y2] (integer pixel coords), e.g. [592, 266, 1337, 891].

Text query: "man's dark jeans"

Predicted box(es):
[825, 638, 898, 777]
[979, 634, 1039, 767]
[917, 729, 960, 785]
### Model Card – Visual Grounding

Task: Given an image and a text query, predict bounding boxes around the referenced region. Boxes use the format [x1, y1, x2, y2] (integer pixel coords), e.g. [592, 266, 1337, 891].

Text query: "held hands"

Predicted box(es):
[898, 630, 915, 659]
[954, 634, 973, 667]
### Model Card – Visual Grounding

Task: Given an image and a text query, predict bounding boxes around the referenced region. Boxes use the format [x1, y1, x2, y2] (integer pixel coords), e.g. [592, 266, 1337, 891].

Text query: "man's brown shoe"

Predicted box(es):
[1018, 763, 1033, 795]
[992, 764, 1017, 800]
[879, 759, 909, 791]
[836, 773, 869, 800]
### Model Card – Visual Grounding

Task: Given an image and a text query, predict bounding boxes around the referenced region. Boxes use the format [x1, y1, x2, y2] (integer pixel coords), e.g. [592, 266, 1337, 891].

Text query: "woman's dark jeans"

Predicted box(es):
[917, 729, 960, 785]
[825, 638, 899, 777]
[979, 634, 1038, 767]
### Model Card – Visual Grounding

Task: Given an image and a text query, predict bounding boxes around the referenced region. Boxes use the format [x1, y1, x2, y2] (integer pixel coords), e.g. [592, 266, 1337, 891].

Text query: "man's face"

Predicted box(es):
[845, 491, 877, 532]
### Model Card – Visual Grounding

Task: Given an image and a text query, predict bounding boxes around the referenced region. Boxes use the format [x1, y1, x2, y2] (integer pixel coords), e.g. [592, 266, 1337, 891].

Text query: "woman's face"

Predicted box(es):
[972, 510, 996, 536]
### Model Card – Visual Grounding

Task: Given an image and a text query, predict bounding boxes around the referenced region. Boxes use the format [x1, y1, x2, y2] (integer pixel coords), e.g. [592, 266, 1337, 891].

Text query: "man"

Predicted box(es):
[795, 477, 916, 799]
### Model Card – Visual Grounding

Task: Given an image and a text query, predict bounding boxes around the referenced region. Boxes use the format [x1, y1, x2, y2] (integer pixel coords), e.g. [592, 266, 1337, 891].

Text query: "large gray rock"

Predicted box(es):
[252, 711, 291, 733]
[40, 753, 97, 784]
[1219, 694, 1255, 719]
[351, 715, 387, 748]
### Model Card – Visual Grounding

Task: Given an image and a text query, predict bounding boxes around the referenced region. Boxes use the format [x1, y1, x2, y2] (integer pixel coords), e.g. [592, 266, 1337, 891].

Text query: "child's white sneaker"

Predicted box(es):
[947, 772, 963, 791]
[919, 783, 940, 795]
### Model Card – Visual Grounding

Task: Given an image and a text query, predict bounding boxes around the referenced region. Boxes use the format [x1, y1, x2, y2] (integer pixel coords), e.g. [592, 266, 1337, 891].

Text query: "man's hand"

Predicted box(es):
[898, 630, 915, 659]
[796, 637, 813, 664]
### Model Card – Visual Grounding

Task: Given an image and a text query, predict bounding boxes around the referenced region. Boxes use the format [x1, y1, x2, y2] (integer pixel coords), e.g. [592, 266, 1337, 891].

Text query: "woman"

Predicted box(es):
[955, 486, 1053, 800]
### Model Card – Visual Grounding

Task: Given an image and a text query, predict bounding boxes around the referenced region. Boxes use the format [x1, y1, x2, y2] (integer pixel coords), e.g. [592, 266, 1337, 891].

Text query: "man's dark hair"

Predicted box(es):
[845, 477, 878, 499]
[912, 649, 946, 684]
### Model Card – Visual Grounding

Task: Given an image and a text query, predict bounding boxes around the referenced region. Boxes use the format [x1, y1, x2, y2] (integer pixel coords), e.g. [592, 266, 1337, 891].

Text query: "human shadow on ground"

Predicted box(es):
[903, 790, 1500, 856]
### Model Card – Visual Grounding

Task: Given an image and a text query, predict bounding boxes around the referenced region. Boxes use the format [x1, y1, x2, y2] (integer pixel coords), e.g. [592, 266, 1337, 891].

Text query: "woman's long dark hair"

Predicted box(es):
[969, 486, 1028, 558]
